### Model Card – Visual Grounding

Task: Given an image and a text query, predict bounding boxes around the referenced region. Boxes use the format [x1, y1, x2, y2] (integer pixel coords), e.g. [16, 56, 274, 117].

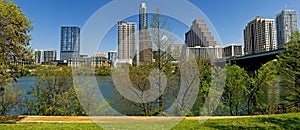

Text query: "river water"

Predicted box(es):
[9, 76, 180, 116]
[8, 76, 116, 115]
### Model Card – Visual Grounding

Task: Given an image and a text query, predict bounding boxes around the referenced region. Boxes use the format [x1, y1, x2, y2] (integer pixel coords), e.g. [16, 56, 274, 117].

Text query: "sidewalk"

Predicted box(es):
[18, 115, 259, 123]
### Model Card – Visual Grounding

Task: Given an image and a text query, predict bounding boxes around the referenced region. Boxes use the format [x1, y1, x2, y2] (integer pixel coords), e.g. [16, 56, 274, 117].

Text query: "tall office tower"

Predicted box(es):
[60, 26, 80, 61]
[118, 22, 137, 60]
[139, 3, 152, 64]
[244, 17, 277, 55]
[185, 19, 217, 47]
[276, 10, 298, 49]
[139, 3, 148, 31]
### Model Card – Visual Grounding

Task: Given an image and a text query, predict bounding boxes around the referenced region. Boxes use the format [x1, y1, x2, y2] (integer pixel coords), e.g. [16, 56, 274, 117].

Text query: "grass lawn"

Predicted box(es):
[0, 113, 299, 130]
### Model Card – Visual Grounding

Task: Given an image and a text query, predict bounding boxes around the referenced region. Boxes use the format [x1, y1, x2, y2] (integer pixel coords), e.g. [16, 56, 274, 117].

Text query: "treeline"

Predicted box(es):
[112, 32, 300, 116]
[20, 65, 112, 77]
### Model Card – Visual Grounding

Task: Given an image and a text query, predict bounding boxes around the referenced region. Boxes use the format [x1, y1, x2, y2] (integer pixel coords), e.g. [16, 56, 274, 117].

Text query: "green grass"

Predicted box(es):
[0, 113, 299, 130]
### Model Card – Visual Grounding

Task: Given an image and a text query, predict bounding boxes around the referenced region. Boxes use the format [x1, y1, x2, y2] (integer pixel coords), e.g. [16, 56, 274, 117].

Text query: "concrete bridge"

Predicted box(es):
[216, 48, 285, 76]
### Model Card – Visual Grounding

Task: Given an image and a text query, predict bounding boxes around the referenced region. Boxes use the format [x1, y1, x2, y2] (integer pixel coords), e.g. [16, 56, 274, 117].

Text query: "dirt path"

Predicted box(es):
[18, 115, 262, 123]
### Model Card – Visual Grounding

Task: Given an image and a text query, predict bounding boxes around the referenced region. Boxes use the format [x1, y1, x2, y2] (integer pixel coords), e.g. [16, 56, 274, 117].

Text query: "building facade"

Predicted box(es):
[138, 3, 152, 64]
[187, 45, 222, 59]
[108, 51, 117, 61]
[276, 10, 298, 49]
[185, 19, 217, 47]
[244, 17, 277, 55]
[222, 44, 244, 58]
[34, 50, 57, 64]
[34, 50, 42, 64]
[139, 29, 152, 64]
[60, 26, 80, 61]
[68, 56, 109, 68]
[93, 52, 106, 58]
[117, 22, 137, 63]
[168, 44, 185, 61]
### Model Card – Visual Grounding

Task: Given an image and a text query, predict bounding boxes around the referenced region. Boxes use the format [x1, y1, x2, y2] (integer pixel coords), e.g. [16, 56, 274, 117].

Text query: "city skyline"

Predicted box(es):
[14, 0, 300, 57]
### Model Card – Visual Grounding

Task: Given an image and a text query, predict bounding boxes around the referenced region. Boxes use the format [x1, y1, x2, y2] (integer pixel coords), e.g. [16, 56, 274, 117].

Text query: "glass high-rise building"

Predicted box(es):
[276, 10, 298, 49]
[60, 26, 80, 61]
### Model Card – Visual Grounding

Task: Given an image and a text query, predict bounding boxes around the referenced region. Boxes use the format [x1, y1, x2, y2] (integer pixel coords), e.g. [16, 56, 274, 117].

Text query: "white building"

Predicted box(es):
[34, 49, 57, 64]
[187, 45, 222, 59]
[222, 44, 244, 58]
[244, 16, 277, 55]
[118, 21, 137, 60]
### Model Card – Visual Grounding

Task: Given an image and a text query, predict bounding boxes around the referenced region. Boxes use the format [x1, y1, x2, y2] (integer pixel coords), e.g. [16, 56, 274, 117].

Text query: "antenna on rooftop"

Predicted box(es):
[284, 2, 289, 10]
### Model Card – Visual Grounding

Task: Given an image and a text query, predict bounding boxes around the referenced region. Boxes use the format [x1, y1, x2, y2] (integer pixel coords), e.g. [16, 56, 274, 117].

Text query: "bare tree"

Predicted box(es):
[150, 8, 176, 113]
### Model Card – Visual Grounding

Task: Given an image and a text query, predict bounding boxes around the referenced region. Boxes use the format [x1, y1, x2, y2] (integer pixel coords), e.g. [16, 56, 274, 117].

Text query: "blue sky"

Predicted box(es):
[14, 0, 300, 57]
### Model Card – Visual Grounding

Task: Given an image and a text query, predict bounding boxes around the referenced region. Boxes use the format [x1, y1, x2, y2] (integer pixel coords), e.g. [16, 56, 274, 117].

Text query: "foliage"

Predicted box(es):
[0, 84, 22, 115]
[25, 66, 85, 116]
[277, 31, 300, 112]
[95, 66, 111, 76]
[0, 0, 32, 115]
[0, 0, 32, 84]
[223, 64, 249, 116]
[190, 58, 212, 116]
[73, 65, 114, 116]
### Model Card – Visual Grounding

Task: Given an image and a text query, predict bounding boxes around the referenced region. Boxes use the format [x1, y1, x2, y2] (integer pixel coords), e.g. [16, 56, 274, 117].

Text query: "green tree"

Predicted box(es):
[189, 58, 211, 116]
[223, 64, 249, 116]
[247, 60, 279, 115]
[119, 64, 157, 116]
[278, 31, 300, 112]
[26, 66, 85, 116]
[73, 65, 114, 116]
[0, 0, 32, 115]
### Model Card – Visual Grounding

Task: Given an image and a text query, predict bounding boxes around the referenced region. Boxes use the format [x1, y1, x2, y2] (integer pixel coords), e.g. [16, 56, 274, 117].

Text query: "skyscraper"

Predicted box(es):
[185, 19, 221, 59]
[60, 26, 80, 61]
[118, 21, 136, 60]
[244, 17, 277, 55]
[139, 3, 148, 31]
[139, 3, 152, 64]
[185, 19, 217, 47]
[276, 10, 298, 49]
